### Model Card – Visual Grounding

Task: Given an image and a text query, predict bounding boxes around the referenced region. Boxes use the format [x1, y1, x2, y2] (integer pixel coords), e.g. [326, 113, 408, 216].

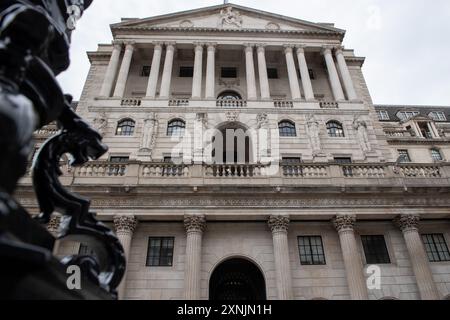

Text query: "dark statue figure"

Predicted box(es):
[0, 0, 126, 299]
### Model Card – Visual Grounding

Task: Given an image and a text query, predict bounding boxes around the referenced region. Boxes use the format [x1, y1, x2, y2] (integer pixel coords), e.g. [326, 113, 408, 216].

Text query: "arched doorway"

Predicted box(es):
[212, 123, 253, 164]
[209, 258, 266, 301]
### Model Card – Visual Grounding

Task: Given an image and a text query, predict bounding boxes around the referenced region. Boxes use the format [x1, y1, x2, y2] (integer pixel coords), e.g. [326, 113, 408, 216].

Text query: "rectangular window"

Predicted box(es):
[361, 235, 391, 264]
[377, 110, 390, 121]
[109, 156, 129, 163]
[334, 157, 352, 164]
[146, 237, 175, 267]
[179, 66, 194, 77]
[221, 67, 237, 78]
[298, 236, 326, 265]
[140, 66, 151, 77]
[431, 149, 444, 161]
[298, 69, 315, 80]
[429, 112, 447, 122]
[422, 234, 450, 262]
[398, 150, 411, 163]
[267, 68, 279, 79]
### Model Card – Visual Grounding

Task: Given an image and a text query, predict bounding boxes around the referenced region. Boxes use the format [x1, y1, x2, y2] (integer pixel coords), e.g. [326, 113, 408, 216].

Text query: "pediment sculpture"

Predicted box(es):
[219, 7, 243, 28]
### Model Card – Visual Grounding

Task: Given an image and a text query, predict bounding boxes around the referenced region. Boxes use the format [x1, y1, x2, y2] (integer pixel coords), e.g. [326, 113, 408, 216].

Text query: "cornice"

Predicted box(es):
[112, 26, 344, 39]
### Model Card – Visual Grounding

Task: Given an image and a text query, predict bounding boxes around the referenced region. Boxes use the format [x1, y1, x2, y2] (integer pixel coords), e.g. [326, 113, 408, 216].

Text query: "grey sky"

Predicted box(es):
[57, 0, 450, 105]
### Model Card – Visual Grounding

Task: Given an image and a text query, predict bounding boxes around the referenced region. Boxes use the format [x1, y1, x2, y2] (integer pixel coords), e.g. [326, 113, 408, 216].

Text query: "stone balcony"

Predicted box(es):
[19, 161, 450, 192]
[90, 97, 365, 111]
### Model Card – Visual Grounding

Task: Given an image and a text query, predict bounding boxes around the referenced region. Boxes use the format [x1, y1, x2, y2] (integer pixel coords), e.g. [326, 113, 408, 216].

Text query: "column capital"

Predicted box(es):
[153, 42, 163, 49]
[296, 45, 306, 54]
[333, 215, 356, 232]
[123, 40, 136, 49]
[335, 45, 345, 55]
[283, 44, 295, 54]
[268, 215, 290, 233]
[165, 42, 176, 50]
[395, 215, 420, 232]
[47, 215, 62, 233]
[206, 42, 217, 51]
[193, 42, 204, 51]
[184, 215, 206, 233]
[321, 45, 335, 55]
[244, 44, 255, 53]
[112, 40, 124, 50]
[256, 44, 267, 53]
[114, 215, 138, 234]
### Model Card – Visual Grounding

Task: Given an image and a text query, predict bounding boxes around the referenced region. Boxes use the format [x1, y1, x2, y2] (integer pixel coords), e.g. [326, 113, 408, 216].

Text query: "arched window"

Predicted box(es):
[167, 119, 186, 137]
[279, 120, 297, 137]
[327, 121, 345, 138]
[116, 119, 135, 136]
[217, 91, 242, 100]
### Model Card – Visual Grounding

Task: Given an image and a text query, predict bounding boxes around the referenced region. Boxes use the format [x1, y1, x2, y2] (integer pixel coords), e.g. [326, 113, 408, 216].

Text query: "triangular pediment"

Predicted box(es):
[112, 3, 344, 34]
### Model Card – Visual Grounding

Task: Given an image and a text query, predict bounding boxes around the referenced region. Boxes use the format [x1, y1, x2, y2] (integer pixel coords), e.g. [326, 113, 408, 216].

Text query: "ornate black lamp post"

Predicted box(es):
[0, 0, 126, 299]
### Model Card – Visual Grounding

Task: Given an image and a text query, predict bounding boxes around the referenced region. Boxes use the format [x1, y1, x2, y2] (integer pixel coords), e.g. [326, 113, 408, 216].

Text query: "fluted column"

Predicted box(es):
[114, 215, 138, 300]
[335, 47, 358, 101]
[244, 44, 257, 100]
[205, 43, 216, 99]
[284, 45, 301, 100]
[296, 46, 315, 101]
[256, 45, 271, 100]
[268, 215, 293, 300]
[145, 42, 163, 98]
[395, 215, 440, 300]
[100, 42, 122, 97]
[192, 43, 204, 99]
[322, 46, 345, 101]
[113, 41, 135, 98]
[47, 215, 62, 255]
[184, 215, 206, 300]
[333, 215, 369, 300]
[159, 42, 176, 99]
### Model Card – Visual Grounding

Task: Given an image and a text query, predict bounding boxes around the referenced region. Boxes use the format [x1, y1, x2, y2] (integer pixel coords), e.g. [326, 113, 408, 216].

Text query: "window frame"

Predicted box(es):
[179, 66, 194, 78]
[429, 111, 447, 122]
[115, 119, 135, 136]
[167, 119, 186, 137]
[220, 67, 238, 79]
[326, 121, 345, 138]
[146, 237, 175, 267]
[421, 233, 450, 263]
[431, 148, 444, 162]
[278, 120, 297, 137]
[397, 111, 420, 121]
[397, 149, 412, 163]
[297, 236, 327, 266]
[360, 235, 392, 265]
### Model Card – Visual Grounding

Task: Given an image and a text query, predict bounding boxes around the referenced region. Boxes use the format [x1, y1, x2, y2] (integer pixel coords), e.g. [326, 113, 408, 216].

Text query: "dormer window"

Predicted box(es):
[397, 111, 419, 121]
[377, 110, 390, 121]
[429, 111, 446, 122]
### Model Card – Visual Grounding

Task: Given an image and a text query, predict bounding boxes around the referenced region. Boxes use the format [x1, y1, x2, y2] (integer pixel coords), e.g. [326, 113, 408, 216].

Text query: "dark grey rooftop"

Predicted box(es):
[374, 104, 450, 122]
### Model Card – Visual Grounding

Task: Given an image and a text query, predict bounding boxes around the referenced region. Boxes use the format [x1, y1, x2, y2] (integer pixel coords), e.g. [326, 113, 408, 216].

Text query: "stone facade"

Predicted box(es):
[18, 3, 450, 300]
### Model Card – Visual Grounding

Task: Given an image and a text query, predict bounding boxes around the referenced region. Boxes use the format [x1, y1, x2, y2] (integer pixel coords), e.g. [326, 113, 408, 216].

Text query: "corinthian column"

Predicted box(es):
[159, 42, 176, 99]
[205, 43, 216, 99]
[333, 215, 369, 300]
[322, 46, 345, 101]
[256, 45, 271, 100]
[296, 46, 315, 101]
[284, 45, 301, 100]
[145, 42, 163, 98]
[184, 215, 206, 300]
[100, 42, 122, 97]
[114, 215, 138, 300]
[335, 47, 358, 101]
[113, 42, 135, 98]
[268, 215, 293, 300]
[244, 44, 257, 100]
[395, 215, 440, 300]
[192, 43, 204, 99]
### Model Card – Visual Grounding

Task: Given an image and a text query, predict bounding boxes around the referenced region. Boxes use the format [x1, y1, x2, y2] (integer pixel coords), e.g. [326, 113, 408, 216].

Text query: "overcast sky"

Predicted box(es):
[58, 0, 450, 106]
